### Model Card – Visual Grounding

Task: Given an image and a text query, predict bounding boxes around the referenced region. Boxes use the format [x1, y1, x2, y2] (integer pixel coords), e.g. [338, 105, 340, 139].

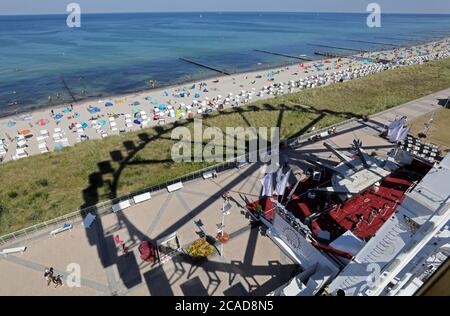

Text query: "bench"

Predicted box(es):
[237, 161, 249, 169]
[167, 182, 183, 193]
[50, 224, 73, 236]
[133, 192, 151, 204]
[112, 200, 131, 213]
[82, 213, 96, 228]
[1, 246, 27, 255]
[202, 170, 217, 179]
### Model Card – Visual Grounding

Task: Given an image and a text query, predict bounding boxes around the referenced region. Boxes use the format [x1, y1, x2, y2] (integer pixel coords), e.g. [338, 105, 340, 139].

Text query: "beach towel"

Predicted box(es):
[87, 107, 101, 114]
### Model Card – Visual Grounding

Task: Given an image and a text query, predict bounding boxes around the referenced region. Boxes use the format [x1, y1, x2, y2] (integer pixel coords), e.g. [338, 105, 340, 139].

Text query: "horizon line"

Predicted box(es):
[1, 10, 450, 17]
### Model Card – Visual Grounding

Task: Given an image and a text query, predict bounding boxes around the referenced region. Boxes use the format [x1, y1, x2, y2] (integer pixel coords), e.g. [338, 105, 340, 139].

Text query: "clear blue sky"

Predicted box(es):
[1, 0, 449, 15]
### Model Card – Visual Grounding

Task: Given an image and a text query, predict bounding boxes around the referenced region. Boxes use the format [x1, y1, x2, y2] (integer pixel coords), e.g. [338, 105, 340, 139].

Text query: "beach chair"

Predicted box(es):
[38, 142, 49, 153]
[37, 136, 48, 143]
[61, 138, 70, 147]
[17, 139, 27, 148]
[0, 146, 6, 160]
[40, 130, 49, 136]
[53, 133, 62, 141]
[13, 148, 28, 160]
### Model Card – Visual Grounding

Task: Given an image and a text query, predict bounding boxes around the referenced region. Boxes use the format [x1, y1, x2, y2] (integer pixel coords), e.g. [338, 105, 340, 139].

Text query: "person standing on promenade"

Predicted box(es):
[53, 275, 63, 288]
[44, 267, 54, 286]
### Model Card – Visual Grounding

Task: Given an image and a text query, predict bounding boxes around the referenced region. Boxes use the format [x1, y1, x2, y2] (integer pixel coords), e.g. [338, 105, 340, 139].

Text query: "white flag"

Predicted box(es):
[395, 126, 409, 142]
[388, 119, 403, 142]
[276, 168, 283, 183]
[261, 173, 274, 197]
[276, 169, 291, 196]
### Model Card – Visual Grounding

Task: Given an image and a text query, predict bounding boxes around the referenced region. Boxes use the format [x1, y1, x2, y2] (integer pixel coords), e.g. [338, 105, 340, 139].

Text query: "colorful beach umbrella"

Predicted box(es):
[19, 130, 31, 136]
[7, 121, 16, 128]
[38, 119, 47, 126]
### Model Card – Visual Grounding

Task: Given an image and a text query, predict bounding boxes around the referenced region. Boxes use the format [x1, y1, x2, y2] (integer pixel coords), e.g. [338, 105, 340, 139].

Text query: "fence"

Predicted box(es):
[0, 117, 358, 246]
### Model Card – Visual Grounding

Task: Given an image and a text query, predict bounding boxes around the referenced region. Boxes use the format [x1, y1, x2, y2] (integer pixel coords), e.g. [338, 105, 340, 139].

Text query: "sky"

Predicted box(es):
[0, 0, 449, 15]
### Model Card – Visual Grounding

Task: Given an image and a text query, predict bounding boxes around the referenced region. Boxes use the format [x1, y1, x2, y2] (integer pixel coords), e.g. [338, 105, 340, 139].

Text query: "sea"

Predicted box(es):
[0, 12, 449, 116]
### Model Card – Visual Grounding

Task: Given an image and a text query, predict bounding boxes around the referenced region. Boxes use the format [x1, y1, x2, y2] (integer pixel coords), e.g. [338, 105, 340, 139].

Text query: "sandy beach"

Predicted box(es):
[0, 38, 449, 163]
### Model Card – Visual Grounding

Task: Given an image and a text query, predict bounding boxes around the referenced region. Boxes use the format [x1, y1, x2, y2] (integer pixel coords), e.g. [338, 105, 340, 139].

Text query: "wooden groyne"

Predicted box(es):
[253, 49, 313, 61]
[347, 39, 400, 47]
[179, 58, 231, 75]
[59, 75, 77, 102]
[314, 51, 347, 59]
[307, 43, 370, 53]
[376, 36, 417, 42]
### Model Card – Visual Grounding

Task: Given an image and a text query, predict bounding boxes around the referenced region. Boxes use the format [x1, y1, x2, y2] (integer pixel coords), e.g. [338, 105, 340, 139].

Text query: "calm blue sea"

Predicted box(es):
[0, 12, 449, 116]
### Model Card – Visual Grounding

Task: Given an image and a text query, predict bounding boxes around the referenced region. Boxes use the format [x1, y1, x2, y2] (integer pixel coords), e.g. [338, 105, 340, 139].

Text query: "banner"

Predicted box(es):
[261, 173, 274, 197]
[276, 169, 292, 196]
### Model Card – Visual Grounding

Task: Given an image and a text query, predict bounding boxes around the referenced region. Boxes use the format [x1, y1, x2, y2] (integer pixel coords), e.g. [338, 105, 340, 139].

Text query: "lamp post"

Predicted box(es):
[216, 193, 232, 256]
